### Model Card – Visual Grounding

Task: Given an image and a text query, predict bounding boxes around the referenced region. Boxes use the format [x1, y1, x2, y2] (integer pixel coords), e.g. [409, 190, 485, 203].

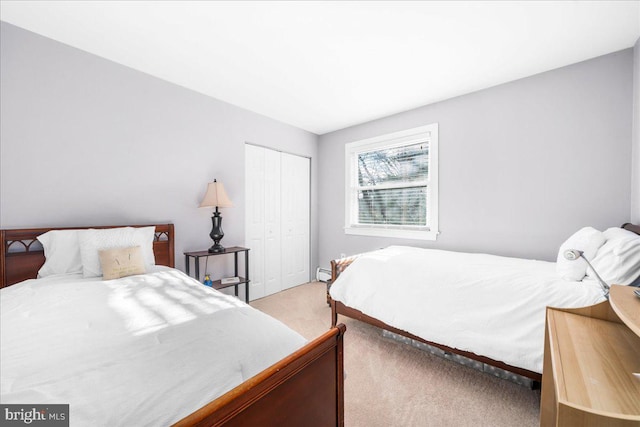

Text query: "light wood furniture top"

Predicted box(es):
[540, 285, 640, 426]
[610, 284, 640, 336]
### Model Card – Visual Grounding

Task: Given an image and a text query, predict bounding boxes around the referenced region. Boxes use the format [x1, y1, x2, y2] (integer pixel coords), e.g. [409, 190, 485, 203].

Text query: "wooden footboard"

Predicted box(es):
[174, 324, 346, 427]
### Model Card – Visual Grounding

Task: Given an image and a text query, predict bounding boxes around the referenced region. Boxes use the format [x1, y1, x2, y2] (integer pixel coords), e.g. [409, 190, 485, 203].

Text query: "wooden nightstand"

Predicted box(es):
[540, 285, 640, 426]
[184, 247, 250, 303]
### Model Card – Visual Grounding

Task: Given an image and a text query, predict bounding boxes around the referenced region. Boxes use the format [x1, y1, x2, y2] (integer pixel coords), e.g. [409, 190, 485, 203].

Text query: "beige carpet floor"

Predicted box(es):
[251, 281, 541, 427]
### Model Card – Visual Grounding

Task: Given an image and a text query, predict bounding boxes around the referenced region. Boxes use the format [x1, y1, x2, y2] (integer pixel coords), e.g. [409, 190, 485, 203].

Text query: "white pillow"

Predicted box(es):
[78, 227, 156, 278]
[556, 227, 605, 281]
[588, 227, 640, 286]
[37, 230, 83, 277]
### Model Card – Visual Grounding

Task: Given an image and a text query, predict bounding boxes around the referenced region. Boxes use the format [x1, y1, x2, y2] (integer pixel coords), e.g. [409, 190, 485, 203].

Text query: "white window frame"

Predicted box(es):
[344, 123, 439, 240]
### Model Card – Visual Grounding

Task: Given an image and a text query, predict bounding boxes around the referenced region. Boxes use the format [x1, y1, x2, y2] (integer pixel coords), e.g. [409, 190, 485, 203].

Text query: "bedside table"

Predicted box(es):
[184, 247, 250, 303]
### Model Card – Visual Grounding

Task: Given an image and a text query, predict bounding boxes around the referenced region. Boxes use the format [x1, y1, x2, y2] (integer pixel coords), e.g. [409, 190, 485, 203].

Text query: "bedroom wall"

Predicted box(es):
[0, 22, 320, 285]
[318, 49, 634, 264]
[632, 37, 640, 224]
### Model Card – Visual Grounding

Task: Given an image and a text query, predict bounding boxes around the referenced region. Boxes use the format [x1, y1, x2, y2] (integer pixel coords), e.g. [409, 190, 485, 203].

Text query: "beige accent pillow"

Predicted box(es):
[99, 246, 146, 280]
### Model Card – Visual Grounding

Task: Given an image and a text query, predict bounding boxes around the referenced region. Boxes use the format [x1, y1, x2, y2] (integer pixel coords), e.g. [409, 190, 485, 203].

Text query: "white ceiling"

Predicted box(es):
[1, 1, 639, 135]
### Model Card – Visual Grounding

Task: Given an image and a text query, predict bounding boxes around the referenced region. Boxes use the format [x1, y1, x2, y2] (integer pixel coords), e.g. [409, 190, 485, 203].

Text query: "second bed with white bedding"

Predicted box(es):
[329, 246, 605, 374]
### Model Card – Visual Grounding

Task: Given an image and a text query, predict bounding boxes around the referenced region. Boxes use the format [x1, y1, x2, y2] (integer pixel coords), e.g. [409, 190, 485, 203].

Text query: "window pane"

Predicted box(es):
[358, 142, 428, 186]
[358, 187, 427, 226]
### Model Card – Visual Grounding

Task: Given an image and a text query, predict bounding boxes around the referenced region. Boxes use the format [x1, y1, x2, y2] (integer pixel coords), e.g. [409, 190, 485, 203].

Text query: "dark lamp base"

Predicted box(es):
[208, 244, 225, 253]
[209, 209, 225, 253]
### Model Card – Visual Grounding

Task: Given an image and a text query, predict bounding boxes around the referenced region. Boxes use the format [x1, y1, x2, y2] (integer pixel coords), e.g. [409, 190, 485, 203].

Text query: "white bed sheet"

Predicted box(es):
[0, 267, 306, 426]
[329, 246, 605, 373]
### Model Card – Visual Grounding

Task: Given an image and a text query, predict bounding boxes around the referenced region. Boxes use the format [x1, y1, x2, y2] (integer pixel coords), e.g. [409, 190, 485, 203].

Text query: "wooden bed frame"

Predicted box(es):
[329, 223, 640, 383]
[0, 224, 345, 426]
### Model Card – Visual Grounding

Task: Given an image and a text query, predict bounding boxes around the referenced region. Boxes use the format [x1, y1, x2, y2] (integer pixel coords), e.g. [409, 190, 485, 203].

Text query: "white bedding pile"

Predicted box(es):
[329, 246, 606, 373]
[0, 267, 306, 426]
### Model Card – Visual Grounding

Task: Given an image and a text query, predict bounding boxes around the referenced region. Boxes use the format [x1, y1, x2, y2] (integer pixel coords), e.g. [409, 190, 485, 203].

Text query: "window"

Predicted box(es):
[344, 123, 438, 240]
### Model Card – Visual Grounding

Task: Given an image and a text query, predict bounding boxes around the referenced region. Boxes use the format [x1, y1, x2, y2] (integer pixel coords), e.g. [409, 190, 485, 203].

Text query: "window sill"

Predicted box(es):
[344, 226, 439, 241]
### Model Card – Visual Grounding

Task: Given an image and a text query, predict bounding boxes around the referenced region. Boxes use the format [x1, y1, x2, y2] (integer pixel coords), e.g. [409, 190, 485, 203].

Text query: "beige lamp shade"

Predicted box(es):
[199, 180, 233, 208]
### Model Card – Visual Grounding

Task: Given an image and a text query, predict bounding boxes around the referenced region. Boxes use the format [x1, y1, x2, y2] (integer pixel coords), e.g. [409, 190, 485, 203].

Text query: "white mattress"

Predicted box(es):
[0, 267, 306, 426]
[329, 246, 605, 373]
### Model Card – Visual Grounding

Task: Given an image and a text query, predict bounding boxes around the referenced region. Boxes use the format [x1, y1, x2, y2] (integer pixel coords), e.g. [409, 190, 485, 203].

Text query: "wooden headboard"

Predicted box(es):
[0, 224, 175, 288]
[622, 223, 640, 236]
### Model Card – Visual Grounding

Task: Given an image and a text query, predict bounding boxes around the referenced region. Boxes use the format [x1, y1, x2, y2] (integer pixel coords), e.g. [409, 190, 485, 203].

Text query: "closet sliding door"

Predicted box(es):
[263, 149, 282, 296]
[245, 144, 268, 300]
[245, 144, 310, 300]
[281, 152, 310, 290]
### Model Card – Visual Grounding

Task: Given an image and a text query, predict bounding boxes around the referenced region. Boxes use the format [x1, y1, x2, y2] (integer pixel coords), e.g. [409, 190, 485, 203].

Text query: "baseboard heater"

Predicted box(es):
[316, 267, 331, 282]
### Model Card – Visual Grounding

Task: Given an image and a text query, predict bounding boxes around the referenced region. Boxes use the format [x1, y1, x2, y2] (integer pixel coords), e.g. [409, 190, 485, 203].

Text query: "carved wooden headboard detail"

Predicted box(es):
[0, 224, 175, 288]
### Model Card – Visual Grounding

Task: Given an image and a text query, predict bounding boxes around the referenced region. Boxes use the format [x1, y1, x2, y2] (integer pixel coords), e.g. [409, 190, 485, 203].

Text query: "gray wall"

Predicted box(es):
[318, 49, 634, 264]
[632, 37, 640, 224]
[2, 21, 636, 280]
[0, 22, 320, 287]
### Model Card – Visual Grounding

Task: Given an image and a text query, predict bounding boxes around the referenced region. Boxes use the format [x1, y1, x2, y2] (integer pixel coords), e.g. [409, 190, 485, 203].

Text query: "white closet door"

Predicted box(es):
[246, 145, 310, 299]
[263, 149, 282, 296]
[245, 144, 266, 300]
[281, 152, 310, 289]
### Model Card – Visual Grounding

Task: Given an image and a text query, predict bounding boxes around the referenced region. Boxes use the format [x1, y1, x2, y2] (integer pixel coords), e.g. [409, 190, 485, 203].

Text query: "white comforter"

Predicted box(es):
[0, 267, 306, 426]
[329, 246, 606, 373]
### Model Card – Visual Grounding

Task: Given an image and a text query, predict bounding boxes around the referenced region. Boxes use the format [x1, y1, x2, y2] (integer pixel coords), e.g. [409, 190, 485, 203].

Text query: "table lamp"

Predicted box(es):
[564, 249, 610, 298]
[200, 179, 233, 253]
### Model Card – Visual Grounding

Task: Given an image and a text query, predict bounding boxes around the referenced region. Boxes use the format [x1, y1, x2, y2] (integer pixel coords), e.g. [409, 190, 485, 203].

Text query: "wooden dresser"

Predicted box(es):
[540, 285, 640, 426]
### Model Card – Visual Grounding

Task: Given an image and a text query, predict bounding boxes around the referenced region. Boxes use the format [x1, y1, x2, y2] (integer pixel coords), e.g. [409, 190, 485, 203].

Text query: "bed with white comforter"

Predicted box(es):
[0, 267, 306, 426]
[330, 246, 607, 374]
[331, 226, 640, 375]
